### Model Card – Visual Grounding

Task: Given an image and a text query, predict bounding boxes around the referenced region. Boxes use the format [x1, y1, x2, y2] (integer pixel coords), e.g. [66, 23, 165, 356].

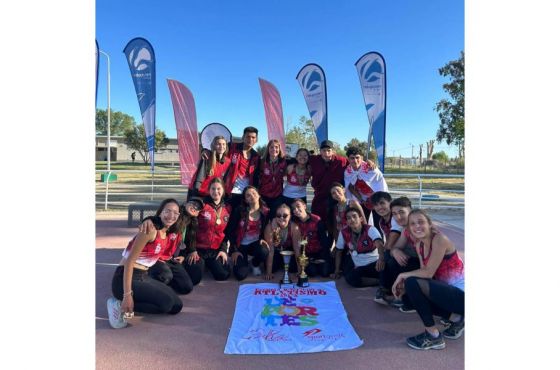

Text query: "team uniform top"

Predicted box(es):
[282, 165, 312, 199]
[419, 231, 465, 291]
[122, 231, 181, 268]
[344, 162, 388, 203]
[336, 224, 382, 267]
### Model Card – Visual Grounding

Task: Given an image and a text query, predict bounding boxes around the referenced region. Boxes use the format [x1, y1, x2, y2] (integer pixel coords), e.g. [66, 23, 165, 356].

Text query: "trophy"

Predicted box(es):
[297, 238, 310, 287]
[272, 227, 281, 246]
[279, 250, 294, 287]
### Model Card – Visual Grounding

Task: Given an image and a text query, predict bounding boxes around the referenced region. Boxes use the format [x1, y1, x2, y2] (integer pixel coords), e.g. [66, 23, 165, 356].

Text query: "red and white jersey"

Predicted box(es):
[122, 231, 180, 268]
[336, 225, 381, 267]
[344, 162, 388, 203]
[240, 218, 261, 245]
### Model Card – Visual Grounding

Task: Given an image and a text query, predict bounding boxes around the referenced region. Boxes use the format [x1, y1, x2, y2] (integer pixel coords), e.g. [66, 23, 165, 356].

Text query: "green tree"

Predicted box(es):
[285, 116, 318, 153]
[343, 138, 377, 161]
[123, 124, 170, 164]
[432, 150, 449, 164]
[435, 51, 464, 157]
[96, 109, 136, 136]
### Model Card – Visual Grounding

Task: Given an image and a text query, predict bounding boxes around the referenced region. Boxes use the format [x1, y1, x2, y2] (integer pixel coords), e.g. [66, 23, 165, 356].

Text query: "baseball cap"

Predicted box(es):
[320, 140, 334, 149]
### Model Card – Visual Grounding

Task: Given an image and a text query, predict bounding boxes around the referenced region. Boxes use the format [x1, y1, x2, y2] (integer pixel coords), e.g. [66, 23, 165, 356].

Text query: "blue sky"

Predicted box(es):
[96, 0, 464, 158]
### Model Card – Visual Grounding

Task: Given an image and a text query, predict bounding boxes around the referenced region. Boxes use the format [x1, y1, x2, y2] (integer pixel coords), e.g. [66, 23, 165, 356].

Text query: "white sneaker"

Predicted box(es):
[107, 297, 128, 329]
[251, 265, 262, 276]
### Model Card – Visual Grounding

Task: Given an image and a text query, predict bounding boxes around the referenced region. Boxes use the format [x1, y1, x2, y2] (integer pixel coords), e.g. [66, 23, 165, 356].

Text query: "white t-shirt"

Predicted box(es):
[231, 176, 249, 194]
[336, 226, 381, 267]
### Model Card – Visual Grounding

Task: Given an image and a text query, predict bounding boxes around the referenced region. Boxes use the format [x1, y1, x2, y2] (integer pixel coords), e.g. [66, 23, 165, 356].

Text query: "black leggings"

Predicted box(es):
[305, 252, 332, 278]
[232, 241, 269, 281]
[342, 255, 380, 287]
[379, 251, 421, 291]
[111, 266, 183, 315]
[403, 277, 465, 327]
[148, 259, 194, 294]
[184, 248, 231, 282]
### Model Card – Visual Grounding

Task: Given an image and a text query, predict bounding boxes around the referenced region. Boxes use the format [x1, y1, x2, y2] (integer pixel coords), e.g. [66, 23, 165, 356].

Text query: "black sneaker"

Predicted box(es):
[406, 331, 446, 350]
[390, 299, 404, 308]
[443, 320, 464, 339]
[399, 304, 416, 314]
[374, 288, 390, 305]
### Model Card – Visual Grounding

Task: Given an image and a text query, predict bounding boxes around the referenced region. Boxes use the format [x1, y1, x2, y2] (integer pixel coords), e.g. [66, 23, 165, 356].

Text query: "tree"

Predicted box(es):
[96, 109, 136, 136]
[435, 51, 464, 157]
[432, 150, 449, 164]
[426, 140, 435, 160]
[285, 116, 318, 153]
[343, 138, 377, 161]
[123, 124, 170, 164]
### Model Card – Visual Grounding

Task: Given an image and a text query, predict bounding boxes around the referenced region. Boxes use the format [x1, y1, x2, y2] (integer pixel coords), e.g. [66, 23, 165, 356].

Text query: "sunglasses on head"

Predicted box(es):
[187, 202, 202, 211]
[276, 213, 289, 219]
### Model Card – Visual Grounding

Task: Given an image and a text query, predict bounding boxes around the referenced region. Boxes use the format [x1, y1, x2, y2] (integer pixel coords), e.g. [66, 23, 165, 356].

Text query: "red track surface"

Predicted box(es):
[96, 215, 464, 370]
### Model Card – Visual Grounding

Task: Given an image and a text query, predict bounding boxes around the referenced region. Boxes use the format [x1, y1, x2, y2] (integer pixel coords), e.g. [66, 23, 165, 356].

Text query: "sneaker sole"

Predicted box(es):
[374, 297, 390, 305]
[406, 341, 446, 350]
[443, 327, 464, 339]
[399, 308, 417, 314]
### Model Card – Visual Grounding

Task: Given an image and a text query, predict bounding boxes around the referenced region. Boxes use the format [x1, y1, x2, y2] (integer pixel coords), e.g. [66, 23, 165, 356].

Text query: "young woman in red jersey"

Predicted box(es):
[258, 139, 287, 217]
[184, 178, 232, 282]
[107, 198, 187, 329]
[392, 209, 465, 350]
[282, 148, 312, 207]
[189, 136, 231, 198]
[262, 203, 302, 280]
[326, 182, 365, 246]
[226, 186, 270, 280]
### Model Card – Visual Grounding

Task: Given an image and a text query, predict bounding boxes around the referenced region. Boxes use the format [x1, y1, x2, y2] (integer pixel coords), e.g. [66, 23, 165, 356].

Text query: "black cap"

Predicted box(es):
[186, 197, 204, 210]
[320, 140, 334, 149]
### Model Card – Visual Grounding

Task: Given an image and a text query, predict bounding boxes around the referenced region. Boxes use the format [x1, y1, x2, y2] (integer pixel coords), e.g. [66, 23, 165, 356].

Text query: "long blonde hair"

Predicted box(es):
[207, 136, 228, 176]
[263, 139, 285, 163]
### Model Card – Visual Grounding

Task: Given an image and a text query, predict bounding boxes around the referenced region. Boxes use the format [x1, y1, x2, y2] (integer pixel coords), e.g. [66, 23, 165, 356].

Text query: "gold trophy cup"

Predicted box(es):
[297, 238, 310, 287]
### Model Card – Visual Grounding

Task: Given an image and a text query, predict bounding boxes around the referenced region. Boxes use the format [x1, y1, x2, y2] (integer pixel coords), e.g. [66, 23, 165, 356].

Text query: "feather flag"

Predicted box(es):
[355, 52, 387, 171]
[123, 37, 157, 170]
[167, 79, 200, 186]
[258, 78, 286, 152]
[296, 64, 328, 145]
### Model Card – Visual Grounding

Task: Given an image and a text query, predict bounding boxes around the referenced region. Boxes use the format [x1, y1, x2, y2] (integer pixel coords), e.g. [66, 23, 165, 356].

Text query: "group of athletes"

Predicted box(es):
[107, 126, 465, 351]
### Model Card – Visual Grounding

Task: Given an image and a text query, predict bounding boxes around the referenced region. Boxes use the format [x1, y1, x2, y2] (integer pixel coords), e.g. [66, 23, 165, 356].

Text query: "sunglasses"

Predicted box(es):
[276, 213, 289, 219]
[186, 202, 202, 211]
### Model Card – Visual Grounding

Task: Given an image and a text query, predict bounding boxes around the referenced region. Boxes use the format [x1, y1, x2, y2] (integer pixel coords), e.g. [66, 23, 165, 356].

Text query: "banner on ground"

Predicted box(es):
[258, 78, 286, 152]
[355, 51, 387, 171]
[296, 64, 328, 145]
[224, 282, 363, 355]
[123, 37, 157, 170]
[167, 79, 199, 186]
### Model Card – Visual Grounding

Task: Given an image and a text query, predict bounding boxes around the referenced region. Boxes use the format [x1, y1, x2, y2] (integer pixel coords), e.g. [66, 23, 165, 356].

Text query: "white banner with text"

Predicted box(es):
[224, 282, 363, 354]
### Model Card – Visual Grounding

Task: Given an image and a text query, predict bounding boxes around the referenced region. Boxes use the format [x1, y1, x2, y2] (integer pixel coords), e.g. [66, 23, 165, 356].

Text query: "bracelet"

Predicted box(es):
[123, 290, 133, 297]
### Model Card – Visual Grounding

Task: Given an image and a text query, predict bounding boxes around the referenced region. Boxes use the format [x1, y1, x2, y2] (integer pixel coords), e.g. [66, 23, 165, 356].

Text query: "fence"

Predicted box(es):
[95, 170, 464, 211]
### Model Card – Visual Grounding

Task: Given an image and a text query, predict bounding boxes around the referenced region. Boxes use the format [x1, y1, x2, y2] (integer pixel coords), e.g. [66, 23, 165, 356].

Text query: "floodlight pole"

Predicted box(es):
[100, 50, 111, 171]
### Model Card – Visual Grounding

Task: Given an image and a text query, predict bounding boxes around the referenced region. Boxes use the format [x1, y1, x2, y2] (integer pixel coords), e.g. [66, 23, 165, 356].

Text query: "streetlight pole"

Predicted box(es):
[99, 50, 111, 171]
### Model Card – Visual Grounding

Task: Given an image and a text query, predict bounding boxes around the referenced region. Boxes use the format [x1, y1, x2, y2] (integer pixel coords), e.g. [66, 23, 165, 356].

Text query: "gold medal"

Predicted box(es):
[215, 205, 223, 226]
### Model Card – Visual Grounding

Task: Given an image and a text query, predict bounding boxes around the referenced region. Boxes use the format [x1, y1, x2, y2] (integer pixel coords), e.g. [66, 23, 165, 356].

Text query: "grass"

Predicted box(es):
[95, 162, 464, 212]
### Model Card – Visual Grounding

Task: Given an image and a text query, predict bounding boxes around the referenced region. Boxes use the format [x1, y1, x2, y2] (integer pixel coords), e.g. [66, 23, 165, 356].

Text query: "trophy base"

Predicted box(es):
[296, 276, 309, 288]
[279, 278, 293, 288]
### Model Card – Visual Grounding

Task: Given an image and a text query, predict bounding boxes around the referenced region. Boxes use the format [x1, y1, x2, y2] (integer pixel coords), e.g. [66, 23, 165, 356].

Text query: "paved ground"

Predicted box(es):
[96, 210, 464, 370]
